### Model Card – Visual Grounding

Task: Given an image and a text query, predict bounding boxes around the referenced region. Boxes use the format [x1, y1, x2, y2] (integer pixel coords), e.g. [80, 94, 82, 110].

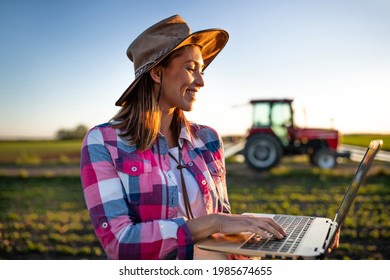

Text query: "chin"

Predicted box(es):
[181, 103, 195, 112]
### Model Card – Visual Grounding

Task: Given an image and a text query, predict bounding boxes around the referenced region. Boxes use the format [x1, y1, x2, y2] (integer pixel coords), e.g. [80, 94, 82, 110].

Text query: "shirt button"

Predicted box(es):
[201, 180, 207, 185]
[168, 209, 176, 217]
[188, 162, 193, 167]
[102, 222, 108, 229]
[131, 166, 137, 172]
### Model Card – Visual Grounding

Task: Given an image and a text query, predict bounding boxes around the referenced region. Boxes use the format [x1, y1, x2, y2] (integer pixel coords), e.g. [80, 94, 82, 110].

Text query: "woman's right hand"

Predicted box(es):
[218, 213, 286, 239]
[187, 213, 286, 243]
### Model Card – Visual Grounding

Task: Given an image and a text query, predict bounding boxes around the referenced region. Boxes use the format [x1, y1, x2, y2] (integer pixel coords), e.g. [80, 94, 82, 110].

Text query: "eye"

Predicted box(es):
[187, 66, 204, 76]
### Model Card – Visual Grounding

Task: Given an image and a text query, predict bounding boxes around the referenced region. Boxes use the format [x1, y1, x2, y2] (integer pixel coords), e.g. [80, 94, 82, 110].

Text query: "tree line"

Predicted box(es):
[56, 124, 88, 140]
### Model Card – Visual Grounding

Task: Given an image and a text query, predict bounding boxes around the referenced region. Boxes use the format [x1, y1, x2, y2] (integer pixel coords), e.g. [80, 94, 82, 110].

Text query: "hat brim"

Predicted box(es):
[115, 29, 229, 106]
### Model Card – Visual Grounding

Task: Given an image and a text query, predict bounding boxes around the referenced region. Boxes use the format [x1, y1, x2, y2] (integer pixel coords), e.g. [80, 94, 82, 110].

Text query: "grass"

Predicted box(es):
[0, 160, 389, 260]
[0, 140, 82, 165]
[0, 176, 104, 259]
[342, 134, 390, 151]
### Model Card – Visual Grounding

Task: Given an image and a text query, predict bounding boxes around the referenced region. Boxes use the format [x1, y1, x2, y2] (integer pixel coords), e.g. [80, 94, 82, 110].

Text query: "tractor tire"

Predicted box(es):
[244, 134, 283, 171]
[311, 148, 336, 169]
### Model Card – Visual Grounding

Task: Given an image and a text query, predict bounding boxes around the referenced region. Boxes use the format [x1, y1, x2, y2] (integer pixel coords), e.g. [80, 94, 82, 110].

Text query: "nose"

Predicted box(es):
[194, 71, 205, 88]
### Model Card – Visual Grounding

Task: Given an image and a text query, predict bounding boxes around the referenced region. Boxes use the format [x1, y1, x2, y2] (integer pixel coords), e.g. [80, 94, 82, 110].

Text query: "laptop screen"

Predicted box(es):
[333, 139, 383, 226]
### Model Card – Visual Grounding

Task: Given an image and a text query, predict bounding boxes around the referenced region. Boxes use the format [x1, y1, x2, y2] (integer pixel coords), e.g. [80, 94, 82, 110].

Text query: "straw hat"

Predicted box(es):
[115, 14, 229, 106]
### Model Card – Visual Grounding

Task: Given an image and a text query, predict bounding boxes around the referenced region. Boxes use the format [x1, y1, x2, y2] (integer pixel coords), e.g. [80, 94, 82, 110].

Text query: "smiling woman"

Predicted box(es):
[79, 15, 287, 260]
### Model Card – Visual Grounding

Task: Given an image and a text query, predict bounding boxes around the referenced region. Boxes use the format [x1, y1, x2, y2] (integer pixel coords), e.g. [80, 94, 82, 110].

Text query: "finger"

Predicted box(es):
[252, 217, 286, 237]
[248, 221, 285, 239]
[260, 222, 285, 239]
[246, 225, 273, 239]
[267, 218, 287, 236]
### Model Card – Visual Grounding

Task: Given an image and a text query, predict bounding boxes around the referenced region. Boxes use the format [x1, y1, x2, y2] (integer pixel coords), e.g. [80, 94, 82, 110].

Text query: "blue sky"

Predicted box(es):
[1, 0, 389, 139]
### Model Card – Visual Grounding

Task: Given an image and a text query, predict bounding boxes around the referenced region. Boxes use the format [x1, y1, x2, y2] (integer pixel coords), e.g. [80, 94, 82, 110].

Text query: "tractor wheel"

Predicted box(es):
[244, 134, 283, 171]
[311, 148, 336, 169]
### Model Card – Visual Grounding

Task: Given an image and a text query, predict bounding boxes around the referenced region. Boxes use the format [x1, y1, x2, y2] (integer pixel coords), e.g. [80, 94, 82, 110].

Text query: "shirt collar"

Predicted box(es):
[178, 121, 193, 149]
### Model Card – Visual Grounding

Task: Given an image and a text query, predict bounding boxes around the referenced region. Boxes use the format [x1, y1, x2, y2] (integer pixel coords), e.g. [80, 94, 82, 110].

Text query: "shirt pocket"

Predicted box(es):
[207, 160, 227, 212]
[115, 157, 153, 194]
[207, 160, 225, 186]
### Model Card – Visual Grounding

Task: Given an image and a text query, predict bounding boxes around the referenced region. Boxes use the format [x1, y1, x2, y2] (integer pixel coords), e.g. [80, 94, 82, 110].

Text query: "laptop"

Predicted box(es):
[196, 139, 383, 259]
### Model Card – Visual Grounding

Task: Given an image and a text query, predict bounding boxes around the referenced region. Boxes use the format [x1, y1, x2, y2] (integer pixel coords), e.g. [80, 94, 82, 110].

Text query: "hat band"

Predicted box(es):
[135, 62, 154, 78]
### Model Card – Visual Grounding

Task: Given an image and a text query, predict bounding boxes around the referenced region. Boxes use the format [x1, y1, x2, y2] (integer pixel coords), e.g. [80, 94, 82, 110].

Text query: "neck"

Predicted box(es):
[160, 107, 177, 148]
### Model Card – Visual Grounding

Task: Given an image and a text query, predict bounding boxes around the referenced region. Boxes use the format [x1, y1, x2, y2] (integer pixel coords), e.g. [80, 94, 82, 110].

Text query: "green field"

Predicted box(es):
[0, 159, 389, 260]
[0, 133, 388, 166]
[0, 134, 389, 259]
[0, 140, 82, 165]
[342, 134, 390, 151]
[0, 176, 104, 259]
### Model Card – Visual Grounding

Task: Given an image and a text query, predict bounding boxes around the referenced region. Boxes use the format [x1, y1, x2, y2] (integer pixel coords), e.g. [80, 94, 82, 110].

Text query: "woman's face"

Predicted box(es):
[159, 45, 205, 112]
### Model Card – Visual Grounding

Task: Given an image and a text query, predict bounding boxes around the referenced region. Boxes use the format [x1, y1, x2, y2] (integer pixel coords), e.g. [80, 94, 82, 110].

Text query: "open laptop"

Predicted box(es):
[196, 139, 383, 259]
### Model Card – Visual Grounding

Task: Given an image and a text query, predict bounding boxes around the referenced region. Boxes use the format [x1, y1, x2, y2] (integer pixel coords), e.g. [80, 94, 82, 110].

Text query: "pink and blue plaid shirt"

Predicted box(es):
[80, 122, 230, 259]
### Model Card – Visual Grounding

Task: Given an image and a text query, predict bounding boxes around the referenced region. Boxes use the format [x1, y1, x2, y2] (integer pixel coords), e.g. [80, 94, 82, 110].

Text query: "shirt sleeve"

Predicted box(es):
[80, 126, 194, 259]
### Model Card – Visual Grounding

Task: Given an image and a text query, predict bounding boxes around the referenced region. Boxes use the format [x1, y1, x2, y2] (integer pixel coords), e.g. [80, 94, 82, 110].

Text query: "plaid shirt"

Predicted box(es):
[80, 122, 230, 259]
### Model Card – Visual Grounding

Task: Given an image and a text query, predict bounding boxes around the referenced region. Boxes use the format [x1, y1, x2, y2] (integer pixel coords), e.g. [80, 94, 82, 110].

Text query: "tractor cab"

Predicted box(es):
[251, 99, 294, 147]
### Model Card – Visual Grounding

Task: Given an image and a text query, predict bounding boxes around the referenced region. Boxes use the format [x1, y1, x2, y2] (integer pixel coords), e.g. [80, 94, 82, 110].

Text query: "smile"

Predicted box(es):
[187, 90, 197, 100]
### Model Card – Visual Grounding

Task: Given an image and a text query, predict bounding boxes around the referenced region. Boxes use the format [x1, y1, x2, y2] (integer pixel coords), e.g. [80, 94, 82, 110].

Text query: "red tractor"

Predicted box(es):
[244, 99, 349, 170]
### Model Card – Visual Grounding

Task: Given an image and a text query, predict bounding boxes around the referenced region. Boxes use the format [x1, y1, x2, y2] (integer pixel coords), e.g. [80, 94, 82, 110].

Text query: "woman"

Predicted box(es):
[80, 15, 286, 260]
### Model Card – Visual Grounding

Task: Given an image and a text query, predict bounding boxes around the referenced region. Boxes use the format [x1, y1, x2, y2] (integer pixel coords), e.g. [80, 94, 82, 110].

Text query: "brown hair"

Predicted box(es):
[110, 46, 197, 151]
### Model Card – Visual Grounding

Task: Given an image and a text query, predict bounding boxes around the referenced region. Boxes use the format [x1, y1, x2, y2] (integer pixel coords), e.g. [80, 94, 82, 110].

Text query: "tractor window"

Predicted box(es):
[271, 103, 292, 127]
[271, 102, 292, 146]
[252, 103, 271, 127]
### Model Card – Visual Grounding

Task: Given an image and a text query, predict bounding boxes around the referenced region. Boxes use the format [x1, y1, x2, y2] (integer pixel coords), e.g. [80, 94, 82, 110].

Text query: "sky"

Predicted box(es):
[1, 0, 389, 139]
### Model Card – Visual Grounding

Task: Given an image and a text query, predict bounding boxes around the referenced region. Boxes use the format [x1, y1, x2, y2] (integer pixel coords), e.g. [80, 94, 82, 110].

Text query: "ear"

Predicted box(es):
[149, 66, 162, 84]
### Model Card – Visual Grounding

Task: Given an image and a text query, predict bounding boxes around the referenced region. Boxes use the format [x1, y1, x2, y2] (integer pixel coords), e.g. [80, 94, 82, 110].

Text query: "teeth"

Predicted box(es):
[187, 90, 196, 98]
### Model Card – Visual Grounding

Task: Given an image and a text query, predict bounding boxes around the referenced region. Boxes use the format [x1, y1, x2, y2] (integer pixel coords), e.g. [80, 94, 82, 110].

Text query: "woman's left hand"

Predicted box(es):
[327, 227, 341, 253]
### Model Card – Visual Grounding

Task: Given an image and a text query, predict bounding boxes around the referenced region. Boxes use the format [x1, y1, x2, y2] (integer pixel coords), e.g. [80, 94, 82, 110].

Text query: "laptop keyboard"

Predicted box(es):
[240, 215, 314, 253]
